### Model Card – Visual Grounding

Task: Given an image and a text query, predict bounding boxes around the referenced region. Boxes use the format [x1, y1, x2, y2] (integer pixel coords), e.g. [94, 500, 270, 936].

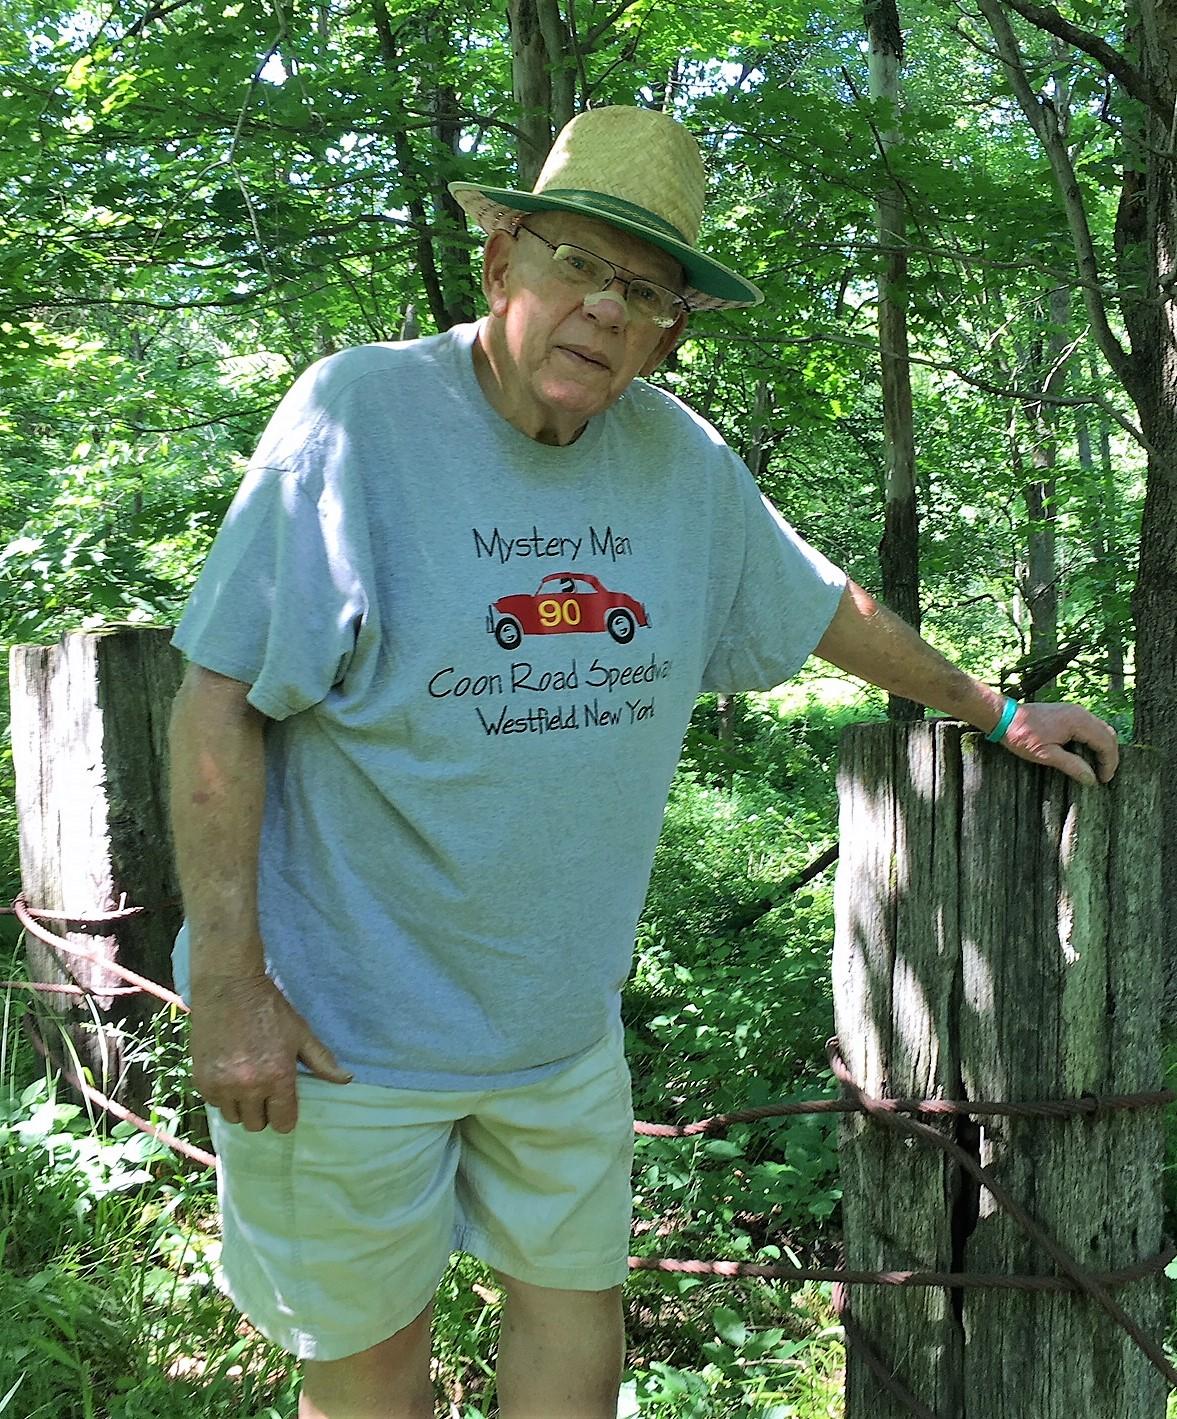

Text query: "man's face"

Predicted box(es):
[479, 209, 687, 443]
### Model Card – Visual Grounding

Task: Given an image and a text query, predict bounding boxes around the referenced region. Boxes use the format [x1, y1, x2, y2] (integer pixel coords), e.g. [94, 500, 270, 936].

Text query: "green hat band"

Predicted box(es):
[534, 190, 690, 245]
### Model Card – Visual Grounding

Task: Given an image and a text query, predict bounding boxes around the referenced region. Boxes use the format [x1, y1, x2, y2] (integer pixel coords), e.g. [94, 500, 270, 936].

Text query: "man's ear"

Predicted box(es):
[640, 312, 688, 377]
[482, 231, 515, 317]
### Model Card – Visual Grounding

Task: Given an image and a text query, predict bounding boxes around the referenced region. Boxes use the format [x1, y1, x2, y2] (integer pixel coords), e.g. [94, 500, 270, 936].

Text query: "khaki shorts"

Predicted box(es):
[207, 1028, 634, 1361]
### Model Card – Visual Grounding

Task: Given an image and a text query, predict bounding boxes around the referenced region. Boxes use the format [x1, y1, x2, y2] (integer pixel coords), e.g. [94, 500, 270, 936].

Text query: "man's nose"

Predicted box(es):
[582, 286, 629, 328]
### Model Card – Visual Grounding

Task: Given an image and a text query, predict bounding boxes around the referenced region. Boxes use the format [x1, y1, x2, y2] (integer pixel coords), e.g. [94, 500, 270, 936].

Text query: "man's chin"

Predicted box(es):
[535, 376, 615, 421]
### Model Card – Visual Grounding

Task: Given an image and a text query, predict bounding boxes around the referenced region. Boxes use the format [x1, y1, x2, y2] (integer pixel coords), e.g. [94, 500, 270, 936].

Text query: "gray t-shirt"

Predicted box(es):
[173, 321, 846, 1089]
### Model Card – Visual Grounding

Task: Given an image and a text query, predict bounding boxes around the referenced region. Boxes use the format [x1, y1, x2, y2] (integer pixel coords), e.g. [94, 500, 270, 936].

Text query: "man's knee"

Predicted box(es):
[299, 1301, 435, 1419]
[494, 1271, 623, 1332]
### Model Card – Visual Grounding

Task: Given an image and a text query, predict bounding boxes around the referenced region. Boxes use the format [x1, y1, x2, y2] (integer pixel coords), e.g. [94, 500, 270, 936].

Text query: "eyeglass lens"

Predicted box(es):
[549, 244, 680, 327]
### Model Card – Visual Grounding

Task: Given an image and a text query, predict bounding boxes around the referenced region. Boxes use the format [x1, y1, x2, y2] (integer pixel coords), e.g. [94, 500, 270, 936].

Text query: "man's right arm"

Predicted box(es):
[168, 664, 351, 1132]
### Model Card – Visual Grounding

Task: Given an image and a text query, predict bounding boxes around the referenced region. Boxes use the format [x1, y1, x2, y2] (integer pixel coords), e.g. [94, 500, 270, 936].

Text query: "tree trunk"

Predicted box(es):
[537, 0, 574, 136]
[865, 0, 922, 723]
[430, 80, 477, 326]
[8, 628, 185, 1113]
[1074, 370, 1126, 697]
[371, 0, 455, 331]
[1019, 283, 1070, 703]
[1096, 405, 1127, 697]
[742, 377, 770, 480]
[1113, 0, 1177, 1015]
[834, 721, 1166, 1418]
[508, 0, 557, 186]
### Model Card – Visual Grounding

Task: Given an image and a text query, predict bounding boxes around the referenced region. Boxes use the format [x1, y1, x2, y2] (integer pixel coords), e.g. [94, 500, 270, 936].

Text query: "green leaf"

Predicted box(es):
[711, 1304, 747, 1348]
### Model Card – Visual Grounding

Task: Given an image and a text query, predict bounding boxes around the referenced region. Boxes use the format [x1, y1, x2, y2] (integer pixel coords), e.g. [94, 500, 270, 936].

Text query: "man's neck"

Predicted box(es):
[471, 319, 586, 447]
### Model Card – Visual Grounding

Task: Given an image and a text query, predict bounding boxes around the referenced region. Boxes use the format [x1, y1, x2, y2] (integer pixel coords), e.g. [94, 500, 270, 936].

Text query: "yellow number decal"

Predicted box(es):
[538, 597, 581, 628]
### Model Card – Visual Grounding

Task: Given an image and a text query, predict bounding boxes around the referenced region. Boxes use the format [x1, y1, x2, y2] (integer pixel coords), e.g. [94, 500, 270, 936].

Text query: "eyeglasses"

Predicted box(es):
[513, 225, 689, 329]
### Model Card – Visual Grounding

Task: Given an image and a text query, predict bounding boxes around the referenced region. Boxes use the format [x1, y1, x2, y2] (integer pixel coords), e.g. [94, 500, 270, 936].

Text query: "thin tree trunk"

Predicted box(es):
[865, 0, 922, 723]
[743, 378, 770, 480]
[430, 79, 477, 326]
[1097, 407, 1127, 696]
[1019, 285, 1070, 701]
[371, 0, 453, 330]
[1075, 361, 1126, 697]
[537, 0, 574, 135]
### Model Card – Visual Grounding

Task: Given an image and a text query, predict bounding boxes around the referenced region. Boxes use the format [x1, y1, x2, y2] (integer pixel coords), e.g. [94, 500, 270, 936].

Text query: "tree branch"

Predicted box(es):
[121, 0, 202, 41]
[582, 0, 643, 51]
[976, 0, 1131, 383]
[121, 405, 275, 433]
[700, 328, 1149, 451]
[723, 844, 840, 933]
[1003, 635, 1087, 698]
[995, 0, 1172, 122]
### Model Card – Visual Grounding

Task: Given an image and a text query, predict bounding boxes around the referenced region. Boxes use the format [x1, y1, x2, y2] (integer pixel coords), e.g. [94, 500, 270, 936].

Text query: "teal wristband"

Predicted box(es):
[986, 696, 1018, 743]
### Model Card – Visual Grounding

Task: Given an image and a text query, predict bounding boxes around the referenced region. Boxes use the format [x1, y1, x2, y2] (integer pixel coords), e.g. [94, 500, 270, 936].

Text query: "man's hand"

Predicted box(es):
[1000, 702, 1119, 787]
[190, 972, 352, 1133]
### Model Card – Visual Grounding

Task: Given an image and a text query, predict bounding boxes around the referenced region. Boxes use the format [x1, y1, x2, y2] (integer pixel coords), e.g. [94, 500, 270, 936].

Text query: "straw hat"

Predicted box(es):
[448, 106, 763, 311]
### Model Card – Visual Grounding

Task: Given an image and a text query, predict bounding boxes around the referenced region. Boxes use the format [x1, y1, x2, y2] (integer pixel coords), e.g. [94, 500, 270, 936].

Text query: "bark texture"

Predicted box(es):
[834, 721, 1165, 1418]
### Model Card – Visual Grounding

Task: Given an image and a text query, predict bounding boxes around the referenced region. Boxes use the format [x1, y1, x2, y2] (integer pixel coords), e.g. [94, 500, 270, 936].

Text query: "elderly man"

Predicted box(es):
[168, 106, 1117, 1419]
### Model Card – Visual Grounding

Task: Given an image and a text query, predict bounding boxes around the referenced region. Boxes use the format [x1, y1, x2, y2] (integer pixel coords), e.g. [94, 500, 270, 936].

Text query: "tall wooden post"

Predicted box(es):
[833, 721, 1166, 1418]
[9, 626, 184, 1112]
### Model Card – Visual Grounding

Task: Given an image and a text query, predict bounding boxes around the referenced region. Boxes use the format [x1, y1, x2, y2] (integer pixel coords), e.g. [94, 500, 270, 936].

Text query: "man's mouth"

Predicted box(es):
[557, 345, 610, 371]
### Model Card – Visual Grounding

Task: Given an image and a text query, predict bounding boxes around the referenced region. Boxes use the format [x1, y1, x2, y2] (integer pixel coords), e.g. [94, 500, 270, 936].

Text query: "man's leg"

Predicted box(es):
[299, 1301, 435, 1419]
[493, 1271, 624, 1419]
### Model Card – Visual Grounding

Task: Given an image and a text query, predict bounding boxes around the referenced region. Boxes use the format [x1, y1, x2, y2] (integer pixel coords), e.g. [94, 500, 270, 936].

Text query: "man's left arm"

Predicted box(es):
[814, 580, 1120, 787]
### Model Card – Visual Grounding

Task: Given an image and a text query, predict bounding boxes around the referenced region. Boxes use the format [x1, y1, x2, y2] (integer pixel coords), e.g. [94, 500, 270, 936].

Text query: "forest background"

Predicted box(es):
[1, 0, 1175, 1414]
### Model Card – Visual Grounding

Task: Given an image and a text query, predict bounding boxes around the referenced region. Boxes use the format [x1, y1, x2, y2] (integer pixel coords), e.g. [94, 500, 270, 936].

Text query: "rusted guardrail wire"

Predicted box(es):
[6, 895, 188, 1011]
[6, 894, 1176, 1412]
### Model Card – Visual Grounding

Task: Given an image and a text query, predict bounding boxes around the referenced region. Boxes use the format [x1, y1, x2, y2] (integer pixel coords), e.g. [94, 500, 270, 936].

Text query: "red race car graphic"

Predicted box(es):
[487, 572, 650, 650]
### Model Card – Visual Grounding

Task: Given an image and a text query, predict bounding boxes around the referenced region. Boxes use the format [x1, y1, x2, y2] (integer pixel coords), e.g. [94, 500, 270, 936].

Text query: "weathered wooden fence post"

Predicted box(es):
[833, 721, 1166, 1418]
[9, 626, 184, 1113]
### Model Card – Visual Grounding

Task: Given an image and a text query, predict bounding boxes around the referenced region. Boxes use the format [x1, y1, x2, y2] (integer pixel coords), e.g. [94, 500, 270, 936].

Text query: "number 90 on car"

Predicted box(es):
[487, 572, 650, 652]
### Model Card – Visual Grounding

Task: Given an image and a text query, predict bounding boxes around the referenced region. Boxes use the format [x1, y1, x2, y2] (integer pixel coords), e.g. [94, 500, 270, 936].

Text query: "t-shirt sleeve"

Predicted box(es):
[702, 463, 847, 694]
[172, 460, 369, 721]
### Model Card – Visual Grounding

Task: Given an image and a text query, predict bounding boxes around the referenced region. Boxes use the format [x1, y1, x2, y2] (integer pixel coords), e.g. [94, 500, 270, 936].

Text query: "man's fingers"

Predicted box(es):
[238, 1098, 269, 1132]
[265, 1087, 299, 1134]
[1050, 714, 1118, 785]
[1036, 742, 1097, 787]
[1086, 721, 1120, 783]
[299, 1033, 354, 1085]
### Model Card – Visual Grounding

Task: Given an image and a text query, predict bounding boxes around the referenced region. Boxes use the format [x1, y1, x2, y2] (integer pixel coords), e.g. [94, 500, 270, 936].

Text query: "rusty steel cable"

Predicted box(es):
[11, 894, 188, 1012]
[634, 1087, 1176, 1132]
[6, 893, 1176, 1408]
[1, 901, 158, 923]
[628, 1247, 1175, 1291]
[0, 980, 145, 996]
[833, 1281, 941, 1419]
